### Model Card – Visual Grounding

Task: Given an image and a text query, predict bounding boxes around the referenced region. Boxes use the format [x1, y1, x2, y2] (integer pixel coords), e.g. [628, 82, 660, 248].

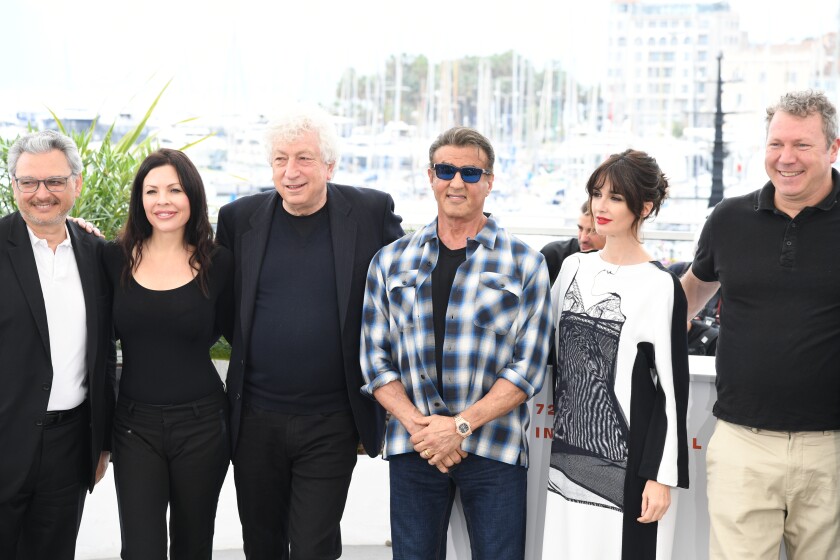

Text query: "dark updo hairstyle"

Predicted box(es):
[585, 149, 669, 238]
[118, 148, 215, 296]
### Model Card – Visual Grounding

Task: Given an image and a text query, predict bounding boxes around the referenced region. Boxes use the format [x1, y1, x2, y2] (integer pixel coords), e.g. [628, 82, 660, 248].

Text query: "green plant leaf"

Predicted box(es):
[46, 107, 67, 135]
[115, 78, 172, 154]
[178, 130, 217, 152]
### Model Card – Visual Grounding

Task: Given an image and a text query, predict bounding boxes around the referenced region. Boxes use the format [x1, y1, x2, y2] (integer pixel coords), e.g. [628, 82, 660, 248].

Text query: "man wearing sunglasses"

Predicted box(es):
[0, 130, 114, 559]
[361, 127, 551, 559]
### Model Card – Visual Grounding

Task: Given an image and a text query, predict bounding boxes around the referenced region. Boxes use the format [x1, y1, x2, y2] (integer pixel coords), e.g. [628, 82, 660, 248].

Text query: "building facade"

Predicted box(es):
[604, 0, 741, 136]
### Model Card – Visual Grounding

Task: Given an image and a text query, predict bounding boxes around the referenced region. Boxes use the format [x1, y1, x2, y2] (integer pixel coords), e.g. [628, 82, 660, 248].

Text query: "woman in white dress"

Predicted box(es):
[544, 149, 690, 559]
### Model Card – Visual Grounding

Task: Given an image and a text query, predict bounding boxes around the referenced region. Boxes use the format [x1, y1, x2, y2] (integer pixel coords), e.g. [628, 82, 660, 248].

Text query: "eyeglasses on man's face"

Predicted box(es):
[431, 163, 491, 184]
[13, 175, 74, 193]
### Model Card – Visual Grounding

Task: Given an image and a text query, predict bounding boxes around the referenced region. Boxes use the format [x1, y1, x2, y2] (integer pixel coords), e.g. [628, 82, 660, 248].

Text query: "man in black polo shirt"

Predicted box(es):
[681, 90, 840, 560]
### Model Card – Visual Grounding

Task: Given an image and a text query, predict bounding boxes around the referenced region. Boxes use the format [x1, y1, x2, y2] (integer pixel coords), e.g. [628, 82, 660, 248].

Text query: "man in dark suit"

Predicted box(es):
[540, 200, 605, 285]
[216, 105, 403, 560]
[0, 130, 114, 559]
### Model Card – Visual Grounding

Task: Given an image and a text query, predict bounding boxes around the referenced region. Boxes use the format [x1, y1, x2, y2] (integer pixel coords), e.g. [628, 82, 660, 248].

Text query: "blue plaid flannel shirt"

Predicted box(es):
[361, 216, 552, 467]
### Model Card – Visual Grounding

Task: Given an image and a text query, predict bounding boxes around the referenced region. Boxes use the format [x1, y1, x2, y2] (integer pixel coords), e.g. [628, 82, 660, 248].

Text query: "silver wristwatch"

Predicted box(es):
[454, 415, 472, 438]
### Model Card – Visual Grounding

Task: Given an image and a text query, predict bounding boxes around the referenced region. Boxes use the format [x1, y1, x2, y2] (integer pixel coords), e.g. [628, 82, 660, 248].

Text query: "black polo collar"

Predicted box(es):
[756, 168, 840, 213]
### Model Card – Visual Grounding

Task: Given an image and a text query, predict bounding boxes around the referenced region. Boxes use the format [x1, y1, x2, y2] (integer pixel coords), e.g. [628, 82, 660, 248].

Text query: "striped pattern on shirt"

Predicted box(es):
[361, 216, 552, 466]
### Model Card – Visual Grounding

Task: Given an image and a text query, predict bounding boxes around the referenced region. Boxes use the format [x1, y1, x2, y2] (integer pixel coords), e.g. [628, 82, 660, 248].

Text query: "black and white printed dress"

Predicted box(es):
[544, 251, 689, 559]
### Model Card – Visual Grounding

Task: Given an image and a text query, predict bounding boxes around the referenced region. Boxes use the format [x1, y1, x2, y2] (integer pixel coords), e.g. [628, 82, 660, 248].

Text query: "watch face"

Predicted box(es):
[458, 424, 469, 434]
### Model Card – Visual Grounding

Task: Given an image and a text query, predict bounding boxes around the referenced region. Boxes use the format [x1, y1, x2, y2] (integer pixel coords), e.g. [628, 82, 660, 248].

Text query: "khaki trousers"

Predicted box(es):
[707, 419, 840, 560]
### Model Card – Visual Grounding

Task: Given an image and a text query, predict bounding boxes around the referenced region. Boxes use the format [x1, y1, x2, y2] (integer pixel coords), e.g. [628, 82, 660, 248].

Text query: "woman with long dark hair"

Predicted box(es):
[102, 148, 233, 559]
[544, 149, 689, 559]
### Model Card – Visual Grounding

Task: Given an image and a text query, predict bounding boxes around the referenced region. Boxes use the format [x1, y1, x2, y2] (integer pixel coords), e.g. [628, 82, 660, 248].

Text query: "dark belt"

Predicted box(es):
[43, 402, 86, 426]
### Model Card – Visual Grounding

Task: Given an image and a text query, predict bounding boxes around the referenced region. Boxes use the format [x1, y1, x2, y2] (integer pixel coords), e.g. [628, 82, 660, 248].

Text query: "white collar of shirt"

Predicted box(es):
[26, 223, 73, 250]
[26, 223, 88, 411]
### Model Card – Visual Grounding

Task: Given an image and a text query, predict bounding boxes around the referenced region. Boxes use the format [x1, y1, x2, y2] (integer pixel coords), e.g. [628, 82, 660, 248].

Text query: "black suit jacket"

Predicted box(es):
[540, 237, 580, 286]
[216, 183, 404, 457]
[0, 213, 115, 502]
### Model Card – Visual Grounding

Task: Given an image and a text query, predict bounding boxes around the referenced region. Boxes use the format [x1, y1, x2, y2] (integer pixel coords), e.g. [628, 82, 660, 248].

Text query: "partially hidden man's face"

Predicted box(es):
[577, 212, 605, 251]
[428, 144, 493, 224]
[270, 130, 335, 216]
[13, 150, 82, 228]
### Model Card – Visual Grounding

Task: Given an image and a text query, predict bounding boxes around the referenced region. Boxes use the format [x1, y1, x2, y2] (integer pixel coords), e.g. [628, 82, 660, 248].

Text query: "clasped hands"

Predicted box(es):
[408, 414, 467, 473]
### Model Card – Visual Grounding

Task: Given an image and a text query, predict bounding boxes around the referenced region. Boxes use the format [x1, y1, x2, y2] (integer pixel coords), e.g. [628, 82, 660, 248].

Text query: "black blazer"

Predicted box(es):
[540, 237, 580, 286]
[0, 213, 115, 502]
[216, 183, 404, 457]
